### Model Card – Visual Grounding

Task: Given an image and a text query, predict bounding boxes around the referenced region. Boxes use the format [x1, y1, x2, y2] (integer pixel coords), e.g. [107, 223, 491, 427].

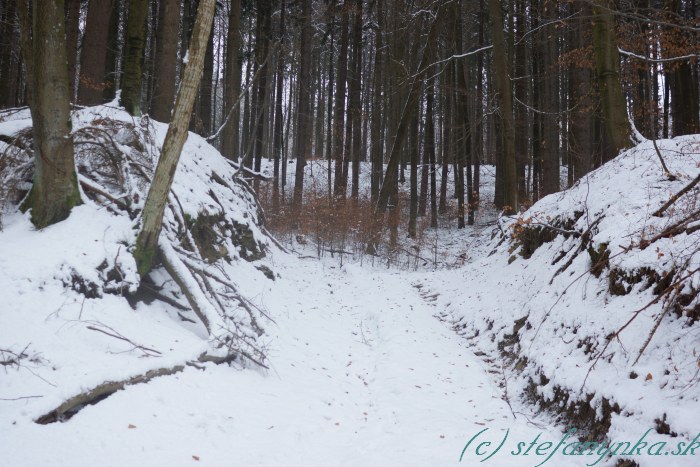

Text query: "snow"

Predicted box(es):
[2, 103, 699, 466]
[1, 254, 579, 466]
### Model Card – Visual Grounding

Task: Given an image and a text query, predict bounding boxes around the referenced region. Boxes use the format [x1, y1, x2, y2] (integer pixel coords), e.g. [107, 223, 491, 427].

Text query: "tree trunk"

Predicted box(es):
[64, 0, 80, 98]
[569, 1, 593, 180]
[0, 0, 18, 108]
[332, 0, 350, 198]
[541, 0, 559, 197]
[120, 0, 150, 115]
[103, 0, 122, 101]
[252, 0, 271, 190]
[349, 0, 362, 201]
[196, 14, 215, 134]
[514, 0, 528, 200]
[292, 0, 312, 208]
[426, 76, 438, 228]
[375, 5, 441, 215]
[369, 0, 383, 204]
[134, 0, 216, 276]
[21, 0, 82, 228]
[487, 0, 517, 214]
[271, 0, 284, 208]
[592, 0, 632, 155]
[222, 0, 242, 161]
[149, 0, 181, 121]
[79, 0, 114, 106]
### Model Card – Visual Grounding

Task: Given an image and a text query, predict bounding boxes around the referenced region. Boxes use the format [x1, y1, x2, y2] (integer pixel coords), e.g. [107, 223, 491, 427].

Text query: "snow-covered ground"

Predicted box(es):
[2, 251, 584, 466]
[2, 104, 699, 466]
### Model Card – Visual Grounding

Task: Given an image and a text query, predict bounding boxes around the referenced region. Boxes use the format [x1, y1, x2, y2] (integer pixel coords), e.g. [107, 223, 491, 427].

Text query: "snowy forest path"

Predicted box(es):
[3, 254, 582, 466]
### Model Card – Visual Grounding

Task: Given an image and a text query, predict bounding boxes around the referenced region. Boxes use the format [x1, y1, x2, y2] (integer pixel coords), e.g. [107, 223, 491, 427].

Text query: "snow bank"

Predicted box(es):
[422, 136, 700, 465]
[0, 104, 276, 424]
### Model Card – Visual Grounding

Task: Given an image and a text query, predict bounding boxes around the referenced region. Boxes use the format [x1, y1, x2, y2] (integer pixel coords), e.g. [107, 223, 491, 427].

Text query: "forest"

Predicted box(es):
[1, 0, 700, 466]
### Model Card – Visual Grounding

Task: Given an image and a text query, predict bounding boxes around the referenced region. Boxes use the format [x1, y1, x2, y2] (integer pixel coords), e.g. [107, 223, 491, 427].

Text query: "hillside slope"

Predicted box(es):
[0, 104, 276, 425]
[418, 136, 700, 465]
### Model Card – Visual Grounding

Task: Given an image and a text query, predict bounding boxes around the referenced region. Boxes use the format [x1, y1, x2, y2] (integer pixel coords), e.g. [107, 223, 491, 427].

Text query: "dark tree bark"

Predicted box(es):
[103, 0, 122, 101]
[149, 0, 181, 122]
[21, 0, 82, 228]
[487, 0, 518, 214]
[514, 0, 528, 200]
[293, 0, 312, 208]
[426, 75, 437, 228]
[222, 0, 242, 161]
[252, 0, 271, 190]
[375, 5, 441, 215]
[79, 0, 114, 106]
[666, 0, 700, 136]
[64, 0, 80, 97]
[369, 0, 383, 204]
[569, 1, 593, 180]
[592, 0, 632, 155]
[349, 0, 362, 201]
[0, 0, 18, 108]
[541, 0, 559, 197]
[120, 0, 150, 115]
[196, 14, 215, 134]
[271, 0, 284, 208]
[332, 0, 350, 198]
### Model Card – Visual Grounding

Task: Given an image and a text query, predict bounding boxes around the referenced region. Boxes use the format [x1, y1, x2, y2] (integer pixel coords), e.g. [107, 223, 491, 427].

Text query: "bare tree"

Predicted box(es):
[134, 0, 217, 276]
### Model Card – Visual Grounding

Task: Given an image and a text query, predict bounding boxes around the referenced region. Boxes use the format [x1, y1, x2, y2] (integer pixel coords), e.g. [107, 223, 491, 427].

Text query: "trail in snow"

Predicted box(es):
[4, 253, 583, 467]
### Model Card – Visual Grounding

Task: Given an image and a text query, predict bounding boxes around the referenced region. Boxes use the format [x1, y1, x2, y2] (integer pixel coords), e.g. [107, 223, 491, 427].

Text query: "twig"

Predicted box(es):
[85, 324, 162, 356]
[0, 395, 43, 401]
[653, 172, 700, 217]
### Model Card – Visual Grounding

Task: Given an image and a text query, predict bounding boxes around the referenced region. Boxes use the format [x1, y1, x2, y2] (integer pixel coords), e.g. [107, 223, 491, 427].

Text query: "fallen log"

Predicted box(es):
[35, 351, 237, 424]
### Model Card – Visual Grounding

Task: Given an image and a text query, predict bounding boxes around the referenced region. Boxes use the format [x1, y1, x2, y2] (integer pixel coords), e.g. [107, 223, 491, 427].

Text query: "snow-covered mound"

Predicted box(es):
[0, 104, 276, 424]
[421, 136, 700, 464]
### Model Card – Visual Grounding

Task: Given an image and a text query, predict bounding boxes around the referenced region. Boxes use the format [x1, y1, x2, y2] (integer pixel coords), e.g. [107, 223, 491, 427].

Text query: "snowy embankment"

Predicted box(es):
[0, 105, 276, 426]
[418, 136, 700, 466]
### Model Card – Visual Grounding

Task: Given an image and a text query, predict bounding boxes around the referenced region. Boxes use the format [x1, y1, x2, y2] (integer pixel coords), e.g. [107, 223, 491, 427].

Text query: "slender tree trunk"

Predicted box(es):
[64, 0, 80, 98]
[419, 82, 429, 217]
[454, 5, 470, 228]
[541, 0, 559, 196]
[569, 1, 593, 180]
[16, 0, 34, 106]
[667, 0, 700, 136]
[325, 17, 335, 203]
[252, 0, 271, 190]
[370, 0, 383, 203]
[426, 76, 438, 228]
[134, 0, 216, 276]
[0, 0, 18, 108]
[349, 0, 362, 201]
[222, 0, 242, 161]
[103, 0, 122, 101]
[150, 0, 181, 121]
[196, 14, 215, 134]
[514, 0, 528, 199]
[332, 0, 350, 198]
[271, 0, 284, 209]
[375, 5, 441, 215]
[21, 0, 82, 228]
[487, 0, 518, 214]
[121, 0, 150, 115]
[292, 0, 312, 208]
